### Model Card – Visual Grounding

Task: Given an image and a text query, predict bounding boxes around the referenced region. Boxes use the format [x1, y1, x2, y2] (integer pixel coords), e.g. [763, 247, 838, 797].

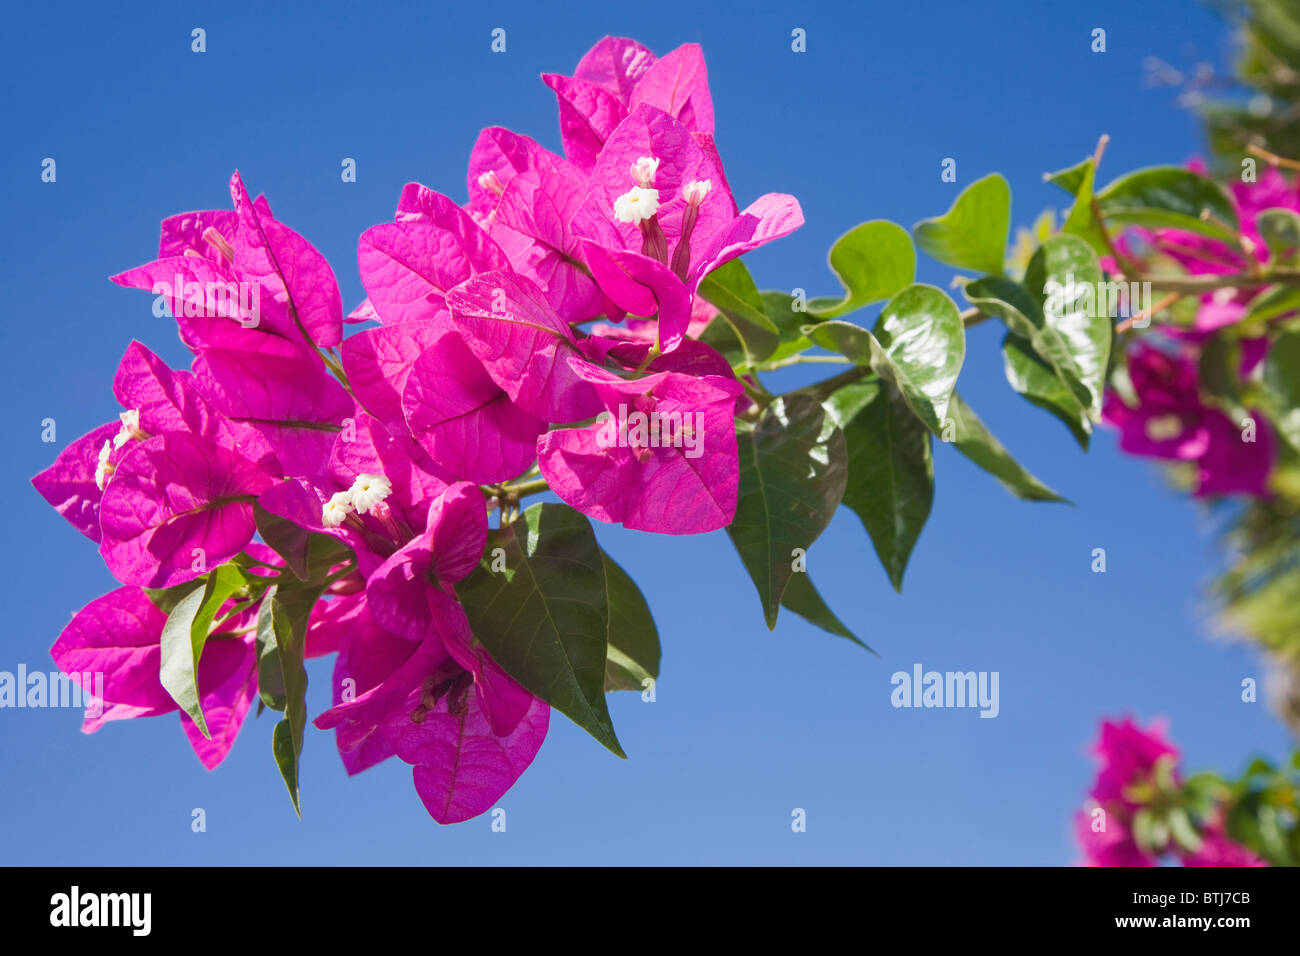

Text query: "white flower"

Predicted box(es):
[477, 170, 506, 196]
[682, 179, 712, 207]
[1144, 414, 1185, 442]
[94, 440, 113, 491]
[321, 491, 355, 528]
[113, 408, 142, 449]
[348, 473, 393, 515]
[631, 156, 660, 187]
[613, 186, 660, 224]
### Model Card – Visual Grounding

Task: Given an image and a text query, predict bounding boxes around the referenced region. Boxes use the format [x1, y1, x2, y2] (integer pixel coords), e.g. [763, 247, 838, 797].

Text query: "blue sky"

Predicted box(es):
[1, 0, 1290, 864]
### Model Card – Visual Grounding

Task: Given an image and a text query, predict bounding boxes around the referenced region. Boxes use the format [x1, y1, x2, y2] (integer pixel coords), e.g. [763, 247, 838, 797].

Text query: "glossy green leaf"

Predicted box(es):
[1002, 333, 1092, 449]
[698, 259, 779, 368]
[729, 395, 847, 627]
[158, 564, 248, 739]
[942, 393, 1066, 502]
[809, 283, 965, 433]
[601, 551, 660, 693]
[807, 220, 916, 317]
[457, 503, 624, 757]
[1096, 166, 1241, 242]
[969, 235, 1111, 420]
[913, 173, 1011, 275]
[827, 381, 932, 592]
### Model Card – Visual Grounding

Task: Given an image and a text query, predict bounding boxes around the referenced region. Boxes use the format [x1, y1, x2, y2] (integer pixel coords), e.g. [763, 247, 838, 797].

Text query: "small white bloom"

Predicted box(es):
[322, 490, 355, 528]
[349, 473, 393, 515]
[683, 179, 712, 207]
[113, 408, 142, 448]
[631, 156, 660, 187]
[1144, 414, 1185, 442]
[94, 440, 113, 491]
[477, 170, 506, 196]
[613, 186, 660, 224]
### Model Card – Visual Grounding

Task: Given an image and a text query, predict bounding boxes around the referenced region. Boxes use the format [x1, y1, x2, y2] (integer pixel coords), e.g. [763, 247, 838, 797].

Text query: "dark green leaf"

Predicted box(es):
[698, 259, 779, 368]
[457, 503, 624, 757]
[1002, 333, 1092, 449]
[728, 395, 847, 627]
[1260, 329, 1300, 451]
[827, 381, 932, 591]
[807, 220, 916, 317]
[942, 393, 1066, 502]
[601, 551, 660, 693]
[913, 174, 1011, 275]
[780, 570, 873, 651]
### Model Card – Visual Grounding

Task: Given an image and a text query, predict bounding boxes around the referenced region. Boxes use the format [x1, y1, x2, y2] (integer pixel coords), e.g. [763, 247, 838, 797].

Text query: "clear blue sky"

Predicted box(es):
[2, 0, 1289, 864]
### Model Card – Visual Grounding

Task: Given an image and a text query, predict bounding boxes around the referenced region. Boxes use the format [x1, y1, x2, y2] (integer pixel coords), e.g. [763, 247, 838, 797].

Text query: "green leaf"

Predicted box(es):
[942, 393, 1066, 502]
[1002, 333, 1092, 449]
[1044, 157, 1092, 196]
[698, 259, 779, 368]
[257, 585, 318, 816]
[968, 235, 1111, 420]
[809, 283, 966, 433]
[1057, 158, 1111, 255]
[601, 551, 660, 693]
[457, 503, 624, 757]
[1095, 166, 1241, 242]
[807, 220, 916, 318]
[913, 173, 1011, 275]
[255, 503, 351, 582]
[755, 290, 815, 362]
[827, 380, 932, 591]
[728, 395, 847, 627]
[1257, 207, 1300, 266]
[1237, 284, 1300, 331]
[1260, 329, 1300, 451]
[780, 570, 873, 651]
[158, 564, 248, 739]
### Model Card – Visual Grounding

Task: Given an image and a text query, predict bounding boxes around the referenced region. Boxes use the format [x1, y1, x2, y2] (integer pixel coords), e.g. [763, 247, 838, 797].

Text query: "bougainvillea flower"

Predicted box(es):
[228, 171, 343, 349]
[543, 39, 714, 172]
[487, 152, 612, 321]
[1087, 716, 1179, 808]
[1102, 344, 1275, 497]
[51, 586, 257, 769]
[1109, 163, 1300, 335]
[193, 336, 353, 478]
[537, 360, 743, 534]
[97, 432, 274, 588]
[402, 330, 547, 484]
[359, 184, 510, 327]
[341, 320, 447, 436]
[32, 421, 122, 542]
[572, 104, 801, 350]
[316, 634, 549, 824]
[112, 173, 342, 353]
[445, 271, 603, 422]
[1073, 812, 1157, 867]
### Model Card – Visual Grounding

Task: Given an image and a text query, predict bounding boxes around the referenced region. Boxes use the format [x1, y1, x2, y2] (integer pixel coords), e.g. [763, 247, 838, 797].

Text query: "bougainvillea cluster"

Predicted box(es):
[33, 37, 801, 823]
